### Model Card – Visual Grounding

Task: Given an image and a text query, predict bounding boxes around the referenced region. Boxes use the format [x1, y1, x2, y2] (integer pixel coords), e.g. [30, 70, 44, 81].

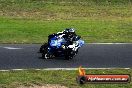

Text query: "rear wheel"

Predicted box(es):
[42, 53, 51, 59]
[40, 43, 51, 59]
[39, 43, 48, 53]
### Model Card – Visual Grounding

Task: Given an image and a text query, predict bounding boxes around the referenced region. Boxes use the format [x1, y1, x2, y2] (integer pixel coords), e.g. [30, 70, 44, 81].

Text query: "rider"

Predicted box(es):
[56, 28, 77, 45]
[48, 28, 78, 47]
[63, 28, 77, 45]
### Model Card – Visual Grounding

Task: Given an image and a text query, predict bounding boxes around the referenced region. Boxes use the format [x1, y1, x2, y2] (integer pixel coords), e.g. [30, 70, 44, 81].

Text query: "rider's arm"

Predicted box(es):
[57, 31, 64, 34]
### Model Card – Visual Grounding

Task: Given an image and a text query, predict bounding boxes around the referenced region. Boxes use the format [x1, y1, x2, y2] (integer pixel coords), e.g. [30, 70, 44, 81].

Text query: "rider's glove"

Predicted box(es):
[62, 45, 66, 49]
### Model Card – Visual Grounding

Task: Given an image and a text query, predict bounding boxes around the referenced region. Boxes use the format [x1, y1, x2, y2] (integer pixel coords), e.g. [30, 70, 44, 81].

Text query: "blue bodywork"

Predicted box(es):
[50, 36, 66, 48]
[50, 36, 84, 48]
[48, 35, 84, 55]
[78, 40, 85, 48]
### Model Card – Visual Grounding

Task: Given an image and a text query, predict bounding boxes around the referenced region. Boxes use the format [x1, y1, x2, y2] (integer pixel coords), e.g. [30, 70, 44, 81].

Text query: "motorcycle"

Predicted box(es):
[39, 33, 84, 60]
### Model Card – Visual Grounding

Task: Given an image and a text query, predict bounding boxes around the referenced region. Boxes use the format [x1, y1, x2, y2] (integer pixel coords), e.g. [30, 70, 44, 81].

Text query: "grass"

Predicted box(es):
[0, 69, 131, 88]
[0, 1, 131, 87]
[0, 17, 132, 43]
[0, 0, 132, 43]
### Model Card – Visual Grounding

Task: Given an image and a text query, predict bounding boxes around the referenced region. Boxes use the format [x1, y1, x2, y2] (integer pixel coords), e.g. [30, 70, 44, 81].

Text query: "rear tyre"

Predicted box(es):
[39, 43, 48, 53]
[42, 53, 50, 59]
[40, 43, 51, 59]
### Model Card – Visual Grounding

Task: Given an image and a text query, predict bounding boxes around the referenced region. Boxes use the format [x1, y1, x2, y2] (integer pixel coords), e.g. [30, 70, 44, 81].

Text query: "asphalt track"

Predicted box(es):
[0, 44, 132, 70]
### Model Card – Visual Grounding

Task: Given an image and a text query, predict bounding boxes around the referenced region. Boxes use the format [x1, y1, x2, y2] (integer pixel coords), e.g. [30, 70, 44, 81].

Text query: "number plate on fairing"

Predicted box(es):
[50, 40, 58, 46]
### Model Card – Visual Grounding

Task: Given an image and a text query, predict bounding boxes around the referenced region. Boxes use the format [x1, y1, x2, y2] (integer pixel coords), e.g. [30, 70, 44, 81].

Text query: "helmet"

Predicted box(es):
[63, 28, 75, 34]
[68, 28, 75, 37]
[69, 28, 75, 33]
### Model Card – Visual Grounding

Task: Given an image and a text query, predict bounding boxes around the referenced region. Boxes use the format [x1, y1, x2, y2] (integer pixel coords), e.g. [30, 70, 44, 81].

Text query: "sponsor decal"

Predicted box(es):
[76, 66, 131, 84]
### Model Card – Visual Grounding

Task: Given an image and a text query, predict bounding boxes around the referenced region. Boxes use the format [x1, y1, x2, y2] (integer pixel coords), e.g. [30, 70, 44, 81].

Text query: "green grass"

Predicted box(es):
[0, 69, 131, 88]
[0, 17, 131, 43]
[0, 0, 132, 43]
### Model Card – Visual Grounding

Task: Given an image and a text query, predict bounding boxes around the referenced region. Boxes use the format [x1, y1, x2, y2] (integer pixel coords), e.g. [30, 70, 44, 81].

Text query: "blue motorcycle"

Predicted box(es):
[39, 33, 84, 60]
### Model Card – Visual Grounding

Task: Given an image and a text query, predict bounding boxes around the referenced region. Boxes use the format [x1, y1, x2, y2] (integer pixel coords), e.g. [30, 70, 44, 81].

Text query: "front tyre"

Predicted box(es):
[65, 55, 73, 60]
[64, 49, 73, 60]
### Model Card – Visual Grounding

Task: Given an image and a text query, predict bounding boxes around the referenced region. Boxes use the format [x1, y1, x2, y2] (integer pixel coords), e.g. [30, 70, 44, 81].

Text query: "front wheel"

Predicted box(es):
[64, 49, 73, 60]
[65, 55, 73, 60]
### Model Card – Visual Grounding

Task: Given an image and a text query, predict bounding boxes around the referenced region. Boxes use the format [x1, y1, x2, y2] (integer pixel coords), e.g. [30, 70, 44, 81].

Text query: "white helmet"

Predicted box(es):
[69, 28, 75, 33]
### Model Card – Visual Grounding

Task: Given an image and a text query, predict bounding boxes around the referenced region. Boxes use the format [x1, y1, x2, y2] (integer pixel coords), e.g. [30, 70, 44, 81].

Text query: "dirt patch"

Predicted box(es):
[18, 84, 68, 88]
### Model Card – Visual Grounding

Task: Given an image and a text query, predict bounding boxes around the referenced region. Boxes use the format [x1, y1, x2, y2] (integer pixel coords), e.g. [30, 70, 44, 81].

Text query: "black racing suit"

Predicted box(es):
[63, 33, 77, 46]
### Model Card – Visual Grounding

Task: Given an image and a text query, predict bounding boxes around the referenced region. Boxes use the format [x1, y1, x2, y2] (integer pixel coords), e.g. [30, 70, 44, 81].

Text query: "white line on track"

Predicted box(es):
[0, 68, 130, 71]
[87, 43, 132, 44]
[3, 47, 22, 50]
